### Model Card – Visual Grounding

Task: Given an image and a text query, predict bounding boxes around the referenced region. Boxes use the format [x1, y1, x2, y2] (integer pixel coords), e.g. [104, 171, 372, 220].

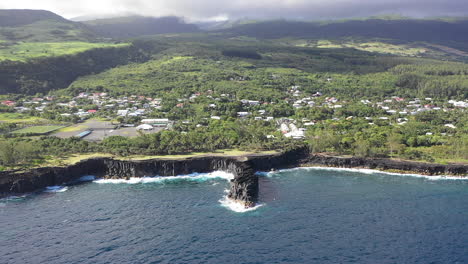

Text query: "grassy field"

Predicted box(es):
[40, 149, 280, 168]
[12, 125, 65, 135]
[0, 113, 46, 123]
[314, 40, 427, 56]
[290, 39, 451, 58]
[118, 149, 280, 161]
[0, 41, 129, 61]
[56, 125, 88, 133]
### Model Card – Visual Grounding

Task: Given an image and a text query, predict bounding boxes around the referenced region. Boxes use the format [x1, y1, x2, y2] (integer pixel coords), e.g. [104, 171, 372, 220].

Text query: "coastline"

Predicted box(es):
[1, 148, 466, 204]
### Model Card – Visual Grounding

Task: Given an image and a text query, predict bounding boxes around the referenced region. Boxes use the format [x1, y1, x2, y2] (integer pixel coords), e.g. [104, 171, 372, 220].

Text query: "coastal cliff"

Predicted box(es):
[0, 156, 263, 206]
[305, 154, 468, 175]
[0, 149, 466, 206]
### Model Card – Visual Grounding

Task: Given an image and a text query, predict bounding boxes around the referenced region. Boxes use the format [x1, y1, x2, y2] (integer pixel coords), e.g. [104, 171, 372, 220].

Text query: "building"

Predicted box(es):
[141, 119, 170, 127]
[136, 124, 154, 131]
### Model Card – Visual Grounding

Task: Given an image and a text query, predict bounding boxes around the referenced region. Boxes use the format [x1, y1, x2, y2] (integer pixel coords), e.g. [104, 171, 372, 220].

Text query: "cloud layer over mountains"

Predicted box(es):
[1, 0, 467, 21]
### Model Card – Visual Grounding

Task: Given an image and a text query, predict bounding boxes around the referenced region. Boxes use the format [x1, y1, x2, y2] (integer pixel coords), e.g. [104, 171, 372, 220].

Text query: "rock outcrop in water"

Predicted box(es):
[0, 148, 466, 207]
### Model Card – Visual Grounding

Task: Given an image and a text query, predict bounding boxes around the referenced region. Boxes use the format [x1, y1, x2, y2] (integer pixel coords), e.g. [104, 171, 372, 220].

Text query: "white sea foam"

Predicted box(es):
[44, 186, 68, 193]
[219, 195, 263, 213]
[0, 194, 28, 201]
[78, 175, 96, 182]
[94, 171, 235, 184]
[259, 167, 468, 180]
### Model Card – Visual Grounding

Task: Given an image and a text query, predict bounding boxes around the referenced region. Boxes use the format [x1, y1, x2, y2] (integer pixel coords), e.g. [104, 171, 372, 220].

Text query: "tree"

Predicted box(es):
[387, 133, 405, 157]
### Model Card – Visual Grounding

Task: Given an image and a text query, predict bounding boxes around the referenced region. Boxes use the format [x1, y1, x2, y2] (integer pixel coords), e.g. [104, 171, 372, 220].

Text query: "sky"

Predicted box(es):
[1, 0, 467, 21]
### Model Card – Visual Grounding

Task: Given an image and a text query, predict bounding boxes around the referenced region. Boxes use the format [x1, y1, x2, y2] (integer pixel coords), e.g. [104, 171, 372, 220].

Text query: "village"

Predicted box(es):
[1, 85, 467, 141]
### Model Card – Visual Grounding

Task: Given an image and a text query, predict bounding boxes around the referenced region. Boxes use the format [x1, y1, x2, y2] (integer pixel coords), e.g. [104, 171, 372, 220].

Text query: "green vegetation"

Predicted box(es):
[0, 42, 129, 62]
[11, 125, 64, 135]
[66, 40, 467, 100]
[0, 17, 466, 169]
[0, 18, 96, 43]
[0, 113, 45, 123]
[0, 41, 153, 94]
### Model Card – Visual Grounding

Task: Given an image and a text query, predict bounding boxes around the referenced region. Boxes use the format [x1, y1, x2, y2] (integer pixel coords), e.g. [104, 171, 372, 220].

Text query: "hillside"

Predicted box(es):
[83, 16, 200, 38]
[63, 37, 467, 100]
[220, 19, 468, 52]
[0, 9, 96, 42]
[0, 9, 69, 27]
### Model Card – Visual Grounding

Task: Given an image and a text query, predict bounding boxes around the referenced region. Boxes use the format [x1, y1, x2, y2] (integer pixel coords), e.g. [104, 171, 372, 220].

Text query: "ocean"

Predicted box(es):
[1, 168, 467, 264]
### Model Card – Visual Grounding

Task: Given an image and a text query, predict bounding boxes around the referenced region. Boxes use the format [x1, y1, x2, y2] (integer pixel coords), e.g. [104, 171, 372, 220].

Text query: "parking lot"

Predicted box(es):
[53, 119, 163, 142]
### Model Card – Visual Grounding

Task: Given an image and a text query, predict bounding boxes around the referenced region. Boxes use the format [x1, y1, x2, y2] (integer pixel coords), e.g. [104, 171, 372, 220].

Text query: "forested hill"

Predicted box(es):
[220, 19, 468, 49]
[0, 9, 68, 27]
[83, 16, 200, 38]
[0, 9, 96, 42]
[0, 10, 200, 41]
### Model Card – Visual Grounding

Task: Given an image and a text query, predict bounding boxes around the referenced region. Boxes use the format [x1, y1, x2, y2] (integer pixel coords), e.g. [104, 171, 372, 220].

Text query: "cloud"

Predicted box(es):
[1, 0, 467, 20]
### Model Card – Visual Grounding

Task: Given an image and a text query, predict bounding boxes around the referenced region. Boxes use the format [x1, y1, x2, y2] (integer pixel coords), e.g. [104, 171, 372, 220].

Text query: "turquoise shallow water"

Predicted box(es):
[1, 168, 467, 264]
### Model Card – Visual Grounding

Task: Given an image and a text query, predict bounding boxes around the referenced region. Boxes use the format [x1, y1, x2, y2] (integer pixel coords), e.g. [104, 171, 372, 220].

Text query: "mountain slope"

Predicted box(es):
[220, 19, 468, 51]
[84, 16, 200, 38]
[0, 9, 67, 27]
[0, 9, 97, 42]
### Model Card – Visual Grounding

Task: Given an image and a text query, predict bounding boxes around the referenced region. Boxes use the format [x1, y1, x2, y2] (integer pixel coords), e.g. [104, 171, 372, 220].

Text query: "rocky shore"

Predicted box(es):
[0, 148, 466, 207]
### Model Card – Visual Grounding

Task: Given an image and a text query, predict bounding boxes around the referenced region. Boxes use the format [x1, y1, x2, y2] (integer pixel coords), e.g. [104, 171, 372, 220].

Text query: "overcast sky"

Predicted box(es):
[1, 0, 467, 21]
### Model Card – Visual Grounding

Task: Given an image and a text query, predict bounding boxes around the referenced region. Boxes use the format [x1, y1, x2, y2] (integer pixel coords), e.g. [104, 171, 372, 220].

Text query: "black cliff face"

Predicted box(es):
[0, 156, 262, 205]
[0, 149, 466, 207]
[306, 155, 468, 175]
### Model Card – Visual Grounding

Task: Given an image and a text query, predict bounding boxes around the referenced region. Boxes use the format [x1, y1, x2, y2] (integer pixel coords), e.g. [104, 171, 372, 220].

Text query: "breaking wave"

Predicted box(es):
[94, 171, 234, 184]
[219, 195, 263, 213]
[44, 186, 68, 193]
[258, 167, 468, 180]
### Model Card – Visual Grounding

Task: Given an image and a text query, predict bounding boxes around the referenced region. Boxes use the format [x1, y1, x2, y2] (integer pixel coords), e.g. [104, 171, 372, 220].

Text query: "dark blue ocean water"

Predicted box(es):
[1, 168, 467, 264]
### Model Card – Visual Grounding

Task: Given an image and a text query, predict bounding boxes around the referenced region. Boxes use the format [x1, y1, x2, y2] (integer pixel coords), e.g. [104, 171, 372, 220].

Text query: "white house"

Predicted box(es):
[136, 124, 153, 131]
[117, 110, 129, 117]
[141, 119, 170, 127]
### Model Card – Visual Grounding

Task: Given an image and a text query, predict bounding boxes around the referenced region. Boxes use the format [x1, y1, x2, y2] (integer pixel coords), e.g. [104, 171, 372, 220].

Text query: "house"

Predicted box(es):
[87, 110, 97, 114]
[211, 116, 221, 120]
[241, 100, 260, 106]
[136, 124, 153, 131]
[14, 107, 30, 112]
[237, 112, 250, 117]
[284, 130, 305, 139]
[1, 100, 16, 107]
[117, 110, 129, 117]
[141, 119, 170, 127]
[280, 123, 290, 133]
[293, 103, 302, 109]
